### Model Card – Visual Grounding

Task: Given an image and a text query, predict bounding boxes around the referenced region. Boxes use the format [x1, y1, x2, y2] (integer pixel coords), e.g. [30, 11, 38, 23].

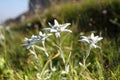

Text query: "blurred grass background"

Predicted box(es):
[0, 0, 120, 79]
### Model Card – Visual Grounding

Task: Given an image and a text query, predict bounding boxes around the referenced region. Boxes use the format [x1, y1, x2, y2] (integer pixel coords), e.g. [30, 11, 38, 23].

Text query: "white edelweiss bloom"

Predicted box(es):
[43, 20, 59, 32]
[25, 35, 40, 48]
[51, 19, 60, 28]
[43, 19, 72, 38]
[60, 23, 72, 32]
[38, 31, 52, 41]
[22, 37, 35, 49]
[22, 32, 51, 49]
[55, 32, 60, 38]
[31, 35, 39, 41]
[38, 31, 52, 47]
[79, 33, 103, 48]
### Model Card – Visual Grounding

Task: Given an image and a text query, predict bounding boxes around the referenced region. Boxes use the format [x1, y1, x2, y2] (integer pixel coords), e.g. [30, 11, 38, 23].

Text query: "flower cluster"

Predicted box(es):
[43, 19, 72, 38]
[79, 33, 103, 48]
[22, 31, 52, 49]
[22, 19, 103, 79]
[23, 19, 72, 49]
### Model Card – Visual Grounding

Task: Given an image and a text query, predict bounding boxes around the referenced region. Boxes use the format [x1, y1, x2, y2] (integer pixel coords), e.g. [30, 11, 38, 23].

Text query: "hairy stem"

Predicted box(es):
[83, 46, 91, 66]
[58, 37, 65, 64]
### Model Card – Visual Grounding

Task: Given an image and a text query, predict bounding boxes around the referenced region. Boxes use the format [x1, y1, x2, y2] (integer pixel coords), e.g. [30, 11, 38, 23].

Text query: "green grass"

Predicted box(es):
[0, 0, 120, 79]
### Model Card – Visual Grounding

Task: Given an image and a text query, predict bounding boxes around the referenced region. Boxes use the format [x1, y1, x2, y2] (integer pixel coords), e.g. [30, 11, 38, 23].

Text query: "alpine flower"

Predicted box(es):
[79, 33, 103, 48]
[22, 31, 52, 49]
[43, 19, 72, 38]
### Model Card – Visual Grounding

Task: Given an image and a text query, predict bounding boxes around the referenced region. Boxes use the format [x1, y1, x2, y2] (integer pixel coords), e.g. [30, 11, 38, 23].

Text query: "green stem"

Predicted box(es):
[39, 53, 55, 77]
[80, 46, 91, 75]
[32, 46, 41, 71]
[58, 37, 65, 64]
[83, 46, 91, 66]
[42, 41, 49, 57]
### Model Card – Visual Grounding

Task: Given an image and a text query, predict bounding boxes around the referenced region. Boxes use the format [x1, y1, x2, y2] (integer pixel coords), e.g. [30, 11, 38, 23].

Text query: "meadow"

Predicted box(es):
[0, 0, 120, 80]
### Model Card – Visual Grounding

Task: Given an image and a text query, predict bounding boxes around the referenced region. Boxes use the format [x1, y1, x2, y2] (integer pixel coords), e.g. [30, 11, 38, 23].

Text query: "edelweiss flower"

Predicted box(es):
[38, 31, 52, 42]
[79, 33, 103, 48]
[43, 19, 72, 38]
[22, 31, 52, 49]
[22, 37, 37, 49]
